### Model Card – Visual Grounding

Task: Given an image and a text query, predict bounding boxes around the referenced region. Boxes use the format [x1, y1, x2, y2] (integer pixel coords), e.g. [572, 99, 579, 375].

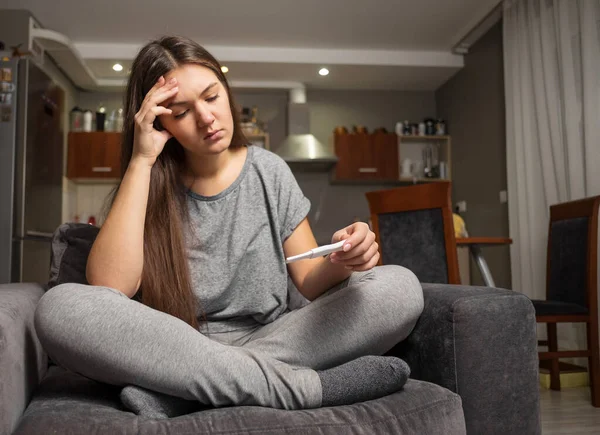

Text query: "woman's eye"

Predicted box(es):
[206, 94, 219, 103]
[174, 109, 189, 119]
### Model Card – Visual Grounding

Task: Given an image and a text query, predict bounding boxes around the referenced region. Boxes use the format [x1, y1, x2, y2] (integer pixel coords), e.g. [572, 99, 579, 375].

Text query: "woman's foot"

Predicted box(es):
[317, 356, 410, 406]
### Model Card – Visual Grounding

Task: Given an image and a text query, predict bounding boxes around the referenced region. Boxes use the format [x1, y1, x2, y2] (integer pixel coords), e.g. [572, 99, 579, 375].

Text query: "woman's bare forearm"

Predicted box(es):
[86, 158, 153, 297]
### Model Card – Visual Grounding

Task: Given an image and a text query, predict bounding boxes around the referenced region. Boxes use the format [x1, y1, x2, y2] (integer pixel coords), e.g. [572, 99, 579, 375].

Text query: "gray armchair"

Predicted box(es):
[0, 225, 541, 435]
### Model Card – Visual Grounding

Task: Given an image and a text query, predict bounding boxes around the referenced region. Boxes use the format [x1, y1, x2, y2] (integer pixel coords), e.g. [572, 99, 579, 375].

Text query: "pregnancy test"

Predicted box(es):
[285, 240, 347, 264]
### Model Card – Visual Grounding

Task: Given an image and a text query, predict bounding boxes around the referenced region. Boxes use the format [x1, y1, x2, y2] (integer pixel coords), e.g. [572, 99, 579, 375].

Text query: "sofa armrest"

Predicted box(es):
[386, 284, 540, 435]
[0, 283, 47, 435]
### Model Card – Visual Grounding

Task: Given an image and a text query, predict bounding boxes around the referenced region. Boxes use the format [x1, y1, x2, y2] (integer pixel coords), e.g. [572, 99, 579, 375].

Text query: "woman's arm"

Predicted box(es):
[86, 159, 152, 297]
[284, 219, 379, 300]
[86, 76, 178, 297]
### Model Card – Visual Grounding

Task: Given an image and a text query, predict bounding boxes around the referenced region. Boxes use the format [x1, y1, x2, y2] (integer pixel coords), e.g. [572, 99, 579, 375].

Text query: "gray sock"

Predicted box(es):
[318, 356, 410, 407]
[120, 385, 201, 419]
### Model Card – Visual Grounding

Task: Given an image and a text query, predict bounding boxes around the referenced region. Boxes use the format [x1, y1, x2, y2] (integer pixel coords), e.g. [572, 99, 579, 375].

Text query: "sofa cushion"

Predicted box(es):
[48, 223, 99, 289]
[13, 366, 466, 435]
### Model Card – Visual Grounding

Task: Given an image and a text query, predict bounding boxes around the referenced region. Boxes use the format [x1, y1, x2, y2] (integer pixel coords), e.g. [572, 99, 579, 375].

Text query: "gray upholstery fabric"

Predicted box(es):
[378, 209, 449, 283]
[548, 217, 589, 306]
[532, 217, 590, 316]
[48, 223, 99, 289]
[386, 284, 541, 435]
[532, 300, 588, 316]
[13, 365, 466, 435]
[531, 217, 589, 317]
[0, 284, 48, 435]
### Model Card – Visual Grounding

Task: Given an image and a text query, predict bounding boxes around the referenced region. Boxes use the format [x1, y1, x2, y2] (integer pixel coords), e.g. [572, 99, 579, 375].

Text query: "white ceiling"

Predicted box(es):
[2, 0, 502, 91]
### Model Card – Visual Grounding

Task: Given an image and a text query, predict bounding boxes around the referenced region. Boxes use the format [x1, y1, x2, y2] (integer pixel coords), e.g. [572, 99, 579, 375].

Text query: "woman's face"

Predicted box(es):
[158, 64, 234, 156]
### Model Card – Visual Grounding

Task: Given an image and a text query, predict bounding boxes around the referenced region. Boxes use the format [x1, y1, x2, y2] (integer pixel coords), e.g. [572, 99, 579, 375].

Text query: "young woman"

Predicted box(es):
[34, 36, 424, 418]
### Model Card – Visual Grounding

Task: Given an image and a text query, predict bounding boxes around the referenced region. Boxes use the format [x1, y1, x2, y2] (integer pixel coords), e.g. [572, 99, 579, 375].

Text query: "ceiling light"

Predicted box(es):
[221, 66, 229, 73]
[112, 63, 123, 72]
[318, 68, 329, 76]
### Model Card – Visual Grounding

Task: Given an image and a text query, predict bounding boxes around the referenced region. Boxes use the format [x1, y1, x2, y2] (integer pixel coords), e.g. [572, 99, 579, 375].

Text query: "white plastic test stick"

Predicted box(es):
[285, 240, 346, 264]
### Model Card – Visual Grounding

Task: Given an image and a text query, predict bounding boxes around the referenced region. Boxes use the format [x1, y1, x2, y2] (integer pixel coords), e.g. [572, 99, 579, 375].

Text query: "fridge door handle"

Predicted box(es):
[25, 230, 54, 239]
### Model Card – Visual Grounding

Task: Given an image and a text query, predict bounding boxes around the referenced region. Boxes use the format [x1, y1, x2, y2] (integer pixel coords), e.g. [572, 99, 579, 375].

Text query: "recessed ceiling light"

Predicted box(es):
[112, 63, 123, 72]
[221, 66, 229, 73]
[319, 68, 329, 76]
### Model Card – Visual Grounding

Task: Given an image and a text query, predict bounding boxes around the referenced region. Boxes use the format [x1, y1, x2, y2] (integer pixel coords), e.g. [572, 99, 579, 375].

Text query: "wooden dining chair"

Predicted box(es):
[533, 195, 600, 407]
[365, 181, 460, 284]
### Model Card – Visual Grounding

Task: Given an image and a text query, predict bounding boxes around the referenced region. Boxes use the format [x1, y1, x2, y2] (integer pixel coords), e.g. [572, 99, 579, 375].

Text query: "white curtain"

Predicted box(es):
[503, 0, 600, 352]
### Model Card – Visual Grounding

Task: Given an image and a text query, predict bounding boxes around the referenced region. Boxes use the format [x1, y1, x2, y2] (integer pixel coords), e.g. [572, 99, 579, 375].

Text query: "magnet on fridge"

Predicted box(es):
[1, 68, 12, 81]
[1, 105, 11, 122]
[0, 82, 15, 92]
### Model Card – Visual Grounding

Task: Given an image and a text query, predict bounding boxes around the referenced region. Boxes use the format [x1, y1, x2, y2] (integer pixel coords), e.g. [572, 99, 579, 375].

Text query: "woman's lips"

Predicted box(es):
[204, 129, 224, 141]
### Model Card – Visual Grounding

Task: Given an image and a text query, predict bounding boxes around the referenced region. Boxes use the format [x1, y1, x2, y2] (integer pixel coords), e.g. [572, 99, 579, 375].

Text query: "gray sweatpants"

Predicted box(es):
[34, 265, 423, 410]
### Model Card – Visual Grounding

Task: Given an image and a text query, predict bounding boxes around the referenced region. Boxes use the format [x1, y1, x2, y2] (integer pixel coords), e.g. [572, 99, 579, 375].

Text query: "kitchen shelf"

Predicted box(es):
[330, 177, 448, 186]
[398, 135, 450, 140]
[397, 135, 452, 181]
[332, 131, 452, 183]
[398, 177, 450, 183]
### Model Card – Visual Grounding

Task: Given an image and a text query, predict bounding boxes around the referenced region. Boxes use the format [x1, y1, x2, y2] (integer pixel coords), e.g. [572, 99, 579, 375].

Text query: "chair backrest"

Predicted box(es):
[365, 181, 460, 284]
[546, 196, 600, 311]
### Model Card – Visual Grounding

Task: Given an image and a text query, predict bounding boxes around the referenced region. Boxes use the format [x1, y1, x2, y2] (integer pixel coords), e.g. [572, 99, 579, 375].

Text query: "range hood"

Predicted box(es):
[275, 88, 338, 171]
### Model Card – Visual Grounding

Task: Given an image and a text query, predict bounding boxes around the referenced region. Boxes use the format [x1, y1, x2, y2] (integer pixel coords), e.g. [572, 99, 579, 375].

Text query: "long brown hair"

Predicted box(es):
[114, 36, 248, 328]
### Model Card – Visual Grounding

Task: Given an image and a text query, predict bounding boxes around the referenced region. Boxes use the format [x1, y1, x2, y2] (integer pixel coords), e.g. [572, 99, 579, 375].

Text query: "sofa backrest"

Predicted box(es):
[48, 223, 100, 289]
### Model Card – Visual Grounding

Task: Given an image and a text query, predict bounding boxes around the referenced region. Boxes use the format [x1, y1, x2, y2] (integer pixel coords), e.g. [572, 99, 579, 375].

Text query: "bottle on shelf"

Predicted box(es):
[96, 103, 106, 131]
[82, 110, 93, 132]
[69, 106, 83, 132]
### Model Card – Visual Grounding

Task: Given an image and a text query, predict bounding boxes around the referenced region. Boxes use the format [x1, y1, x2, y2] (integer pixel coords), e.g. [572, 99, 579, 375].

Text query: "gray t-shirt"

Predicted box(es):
[184, 145, 311, 333]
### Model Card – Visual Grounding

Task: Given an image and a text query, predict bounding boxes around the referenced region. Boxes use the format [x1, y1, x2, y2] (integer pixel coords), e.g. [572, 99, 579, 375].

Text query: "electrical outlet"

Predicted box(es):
[456, 201, 467, 213]
[499, 190, 508, 203]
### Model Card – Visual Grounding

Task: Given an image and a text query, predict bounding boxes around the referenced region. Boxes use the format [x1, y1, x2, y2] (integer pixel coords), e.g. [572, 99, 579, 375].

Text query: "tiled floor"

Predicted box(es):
[540, 387, 600, 434]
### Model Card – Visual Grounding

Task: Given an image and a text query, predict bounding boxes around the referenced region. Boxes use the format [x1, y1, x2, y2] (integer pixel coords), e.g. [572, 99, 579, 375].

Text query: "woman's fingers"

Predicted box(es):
[136, 86, 178, 128]
[341, 242, 380, 267]
[331, 230, 375, 262]
[350, 251, 380, 271]
[137, 77, 178, 118]
[144, 76, 170, 100]
[142, 106, 173, 123]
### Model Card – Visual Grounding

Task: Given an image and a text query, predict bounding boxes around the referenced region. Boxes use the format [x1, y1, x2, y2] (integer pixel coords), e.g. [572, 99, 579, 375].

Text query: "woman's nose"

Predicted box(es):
[195, 103, 215, 127]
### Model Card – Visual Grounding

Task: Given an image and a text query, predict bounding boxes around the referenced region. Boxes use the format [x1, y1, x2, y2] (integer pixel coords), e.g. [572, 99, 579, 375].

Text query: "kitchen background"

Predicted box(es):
[74, 88, 437, 241]
[1, 10, 509, 289]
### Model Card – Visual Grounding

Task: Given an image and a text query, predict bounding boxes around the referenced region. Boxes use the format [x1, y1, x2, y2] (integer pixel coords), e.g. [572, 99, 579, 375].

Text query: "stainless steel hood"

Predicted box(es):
[275, 88, 337, 171]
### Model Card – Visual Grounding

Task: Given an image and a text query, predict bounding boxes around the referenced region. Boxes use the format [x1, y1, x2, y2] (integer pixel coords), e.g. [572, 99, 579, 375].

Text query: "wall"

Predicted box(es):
[77, 90, 124, 116]
[307, 89, 436, 149]
[74, 183, 116, 225]
[435, 21, 511, 289]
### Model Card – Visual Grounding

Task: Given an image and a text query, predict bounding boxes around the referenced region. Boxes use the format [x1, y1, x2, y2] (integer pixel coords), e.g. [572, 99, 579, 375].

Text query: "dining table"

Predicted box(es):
[456, 237, 513, 287]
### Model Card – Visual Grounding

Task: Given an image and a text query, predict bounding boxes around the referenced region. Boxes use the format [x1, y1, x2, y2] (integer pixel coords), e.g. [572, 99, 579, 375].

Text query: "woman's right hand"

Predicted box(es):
[131, 76, 179, 166]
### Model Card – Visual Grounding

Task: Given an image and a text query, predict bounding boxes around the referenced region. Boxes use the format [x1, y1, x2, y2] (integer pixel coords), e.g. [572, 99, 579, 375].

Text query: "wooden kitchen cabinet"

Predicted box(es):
[333, 131, 452, 184]
[334, 132, 398, 181]
[67, 132, 122, 180]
